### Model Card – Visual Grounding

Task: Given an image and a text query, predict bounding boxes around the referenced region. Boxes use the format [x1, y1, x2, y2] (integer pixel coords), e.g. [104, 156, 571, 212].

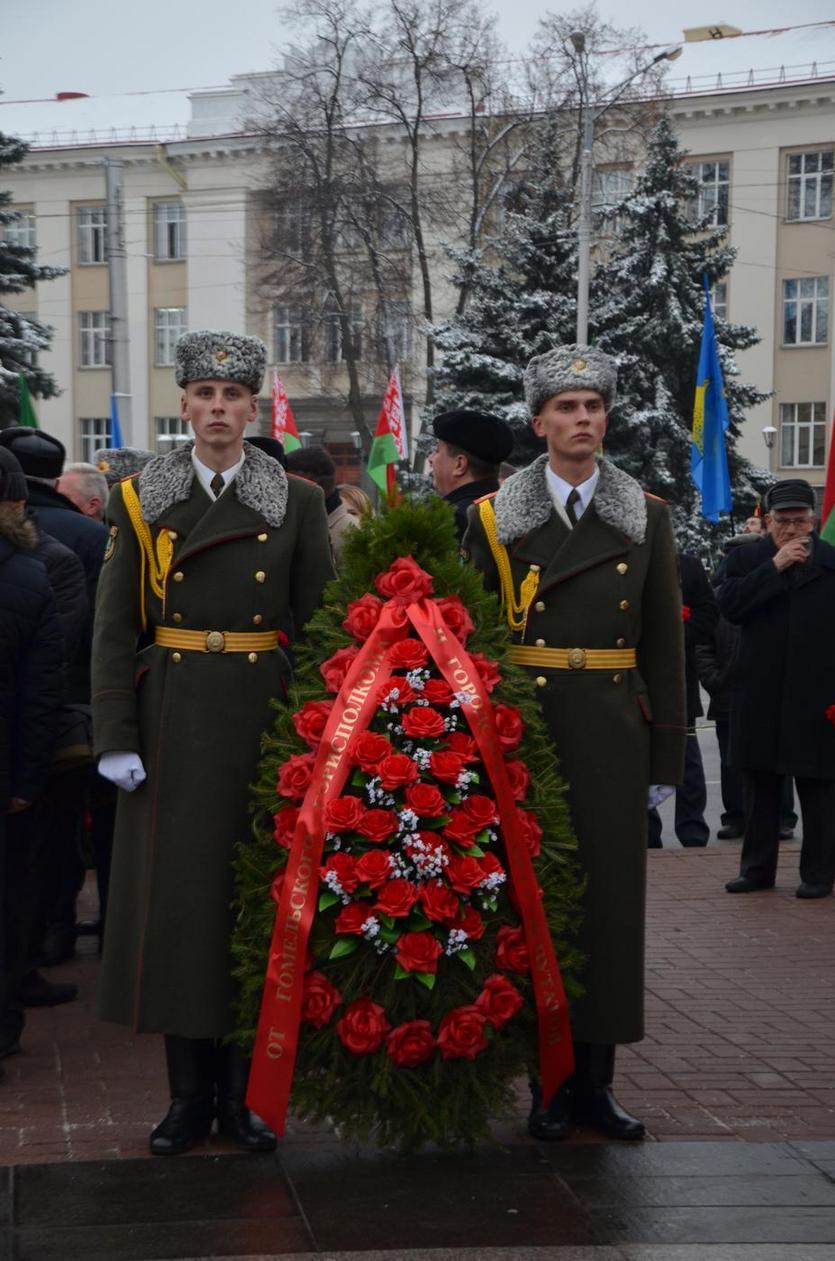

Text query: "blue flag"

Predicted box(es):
[109, 394, 124, 450]
[691, 276, 731, 522]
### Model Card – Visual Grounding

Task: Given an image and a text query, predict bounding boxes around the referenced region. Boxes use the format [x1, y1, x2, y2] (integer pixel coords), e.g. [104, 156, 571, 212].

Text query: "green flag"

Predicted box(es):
[17, 375, 39, 429]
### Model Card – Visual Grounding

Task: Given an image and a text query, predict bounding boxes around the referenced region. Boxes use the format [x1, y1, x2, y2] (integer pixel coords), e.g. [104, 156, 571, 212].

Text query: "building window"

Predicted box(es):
[713, 280, 728, 321]
[593, 167, 633, 229]
[153, 201, 186, 260]
[323, 302, 362, 364]
[275, 199, 309, 257]
[79, 417, 110, 463]
[154, 307, 187, 366]
[377, 300, 412, 363]
[779, 401, 827, 468]
[4, 210, 36, 251]
[686, 160, 730, 227]
[787, 151, 833, 222]
[79, 311, 110, 367]
[78, 205, 107, 264]
[275, 304, 309, 364]
[155, 416, 190, 453]
[783, 277, 828, 346]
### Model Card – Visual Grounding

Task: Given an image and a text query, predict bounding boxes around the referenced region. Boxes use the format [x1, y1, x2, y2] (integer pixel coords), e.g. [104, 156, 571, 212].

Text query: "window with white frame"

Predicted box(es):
[155, 416, 190, 453]
[4, 210, 35, 251]
[323, 302, 362, 364]
[77, 205, 107, 263]
[786, 151, 833, 222]
[79, 311, 110, 367]
[593, 167, 633, 228]
[275, 199, 309, 256]
[686, 160, 730, 227]
[154, 307, 187, 366]
[79, 417, 110, 463]
[275, 304, 309, 364]
[713, 280, 728, 321]
[779, 401, 827, 467]
[377, 300, 412, 363]
[153, 201, 186, 260]
[379, 200, 411, 249]
[783, 277, 828, 345]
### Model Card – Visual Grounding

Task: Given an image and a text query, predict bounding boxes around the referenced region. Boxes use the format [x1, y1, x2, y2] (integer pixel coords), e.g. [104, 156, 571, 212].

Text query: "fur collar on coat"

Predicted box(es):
[135, 439, 288, 528]
[493, 454, 647, 546]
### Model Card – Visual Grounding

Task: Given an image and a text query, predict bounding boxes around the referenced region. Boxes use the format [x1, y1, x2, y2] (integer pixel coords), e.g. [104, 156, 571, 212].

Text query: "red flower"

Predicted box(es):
[349, 731, 393, 771]
[479, 852, 506, 884]
[492, 703, 524, 751]
[342, 593, 384, 641]
[418, 879, 460, 923]
[336, 997, 390, 1054]
[462, 794, 498, 830]
[388, 639, 429, 670]
[443, 809, 481, 846]
[422, 678, 454, 705]
[468, 652, 502, 693]
[375, 557, 435, 603]
[320, 852, 358, 893]
[292, 699, 333, 748]
[378, 753, 420, 790]
[515, 807, 542, 858]
[475, 974, 523, 1029]
[377, 677, 417, 708]
[681, 604, 691, 622]
[435, 596, 474, 643]
[429, 750, 465, 784]
[395, 930, 443, 974]
[455, 903, 485, 941]
[826, 704, 835, 727]
[273, 805, 299, 848]
[495, 925, 530, 974]
[354, 849, 394, 889]
[386, 1020, 436, 1068]
[375, 878, 420, 918]
[504, 759, 530, 802]
[324, 795, 366, 833]
[405, 833, 452, 873]
[277, 752, 316, 800]
[301, 971, 343, 1029]
[445, 731, 479, 763]
[437, 1006, 488, 1060]
[355, 808, 399, 844]
[402, 706, 446, 739]
[321, 645, 359, 693]
[335, 903, 372, 935]
[404, 782, 447, 818]
[446, 854, 485, 894]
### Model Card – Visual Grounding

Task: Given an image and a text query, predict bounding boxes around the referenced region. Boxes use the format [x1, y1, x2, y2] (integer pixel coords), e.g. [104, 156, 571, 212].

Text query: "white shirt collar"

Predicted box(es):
[191, 448, 245, 499]
[544, 463, 600, 527]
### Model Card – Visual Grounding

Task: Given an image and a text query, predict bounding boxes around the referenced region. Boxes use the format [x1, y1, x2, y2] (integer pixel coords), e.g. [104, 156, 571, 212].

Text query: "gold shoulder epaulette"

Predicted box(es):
[477, 498, 540, 633]
[121, 477, 174, 631]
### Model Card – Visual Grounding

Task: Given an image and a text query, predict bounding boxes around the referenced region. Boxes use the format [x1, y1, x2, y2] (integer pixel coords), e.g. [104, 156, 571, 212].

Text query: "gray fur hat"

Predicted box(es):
[524, 344, 618, 416]
[93, 447, 156, 486]
[175, 330, 267, 393]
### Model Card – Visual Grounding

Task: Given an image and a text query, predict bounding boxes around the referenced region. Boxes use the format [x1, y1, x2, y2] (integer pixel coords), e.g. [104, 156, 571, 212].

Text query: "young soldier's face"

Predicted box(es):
[532, 390, 607, 464]
[181, 380, 257, 455]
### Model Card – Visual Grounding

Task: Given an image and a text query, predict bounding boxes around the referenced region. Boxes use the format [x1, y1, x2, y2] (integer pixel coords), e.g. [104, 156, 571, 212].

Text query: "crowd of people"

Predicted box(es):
[1, 328, 832, 1156]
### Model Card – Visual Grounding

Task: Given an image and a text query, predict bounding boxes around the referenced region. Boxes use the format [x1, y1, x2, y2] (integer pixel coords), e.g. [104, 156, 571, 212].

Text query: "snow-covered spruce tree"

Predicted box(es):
[591, 116, 771, 547]
[0, 132, 65, 425]
[431, 119, 585, 464]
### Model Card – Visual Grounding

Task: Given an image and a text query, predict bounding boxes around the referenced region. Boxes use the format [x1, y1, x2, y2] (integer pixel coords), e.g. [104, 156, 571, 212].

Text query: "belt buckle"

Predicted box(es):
[567, 647, 586, 670]
[205, 630, 226, 653]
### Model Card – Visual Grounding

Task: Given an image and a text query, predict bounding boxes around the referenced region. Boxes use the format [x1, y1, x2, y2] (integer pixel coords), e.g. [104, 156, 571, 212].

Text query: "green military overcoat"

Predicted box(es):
[464, 455, 686, 1044]
[92, 440, 335, 1039]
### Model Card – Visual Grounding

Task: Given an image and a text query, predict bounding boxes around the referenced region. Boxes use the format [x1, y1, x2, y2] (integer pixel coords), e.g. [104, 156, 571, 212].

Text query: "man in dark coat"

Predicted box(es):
[92, 330, 335, 1156]
[464, 345, 686, 1141]
[429, 409, 514, 542]
[720, 478, 835, 898]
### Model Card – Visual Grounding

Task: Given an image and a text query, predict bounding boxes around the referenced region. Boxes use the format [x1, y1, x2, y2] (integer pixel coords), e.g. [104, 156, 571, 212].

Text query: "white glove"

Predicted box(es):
[98, 751, 147, 792]
[648, 784, 675, 810]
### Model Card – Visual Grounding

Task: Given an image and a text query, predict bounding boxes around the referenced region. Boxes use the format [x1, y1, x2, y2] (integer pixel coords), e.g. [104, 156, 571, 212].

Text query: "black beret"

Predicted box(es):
[0, 426, 65, 479]
[766, 479, 816, 512]
[246, 435, 287, 469]
[432, 410, 513, 465]
[0, 448, 28, 502]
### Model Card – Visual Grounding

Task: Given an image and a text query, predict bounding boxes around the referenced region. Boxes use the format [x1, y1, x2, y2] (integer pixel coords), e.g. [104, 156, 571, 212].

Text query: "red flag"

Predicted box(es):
[368, 367, 407, 500]
[271, 370, 302, 452]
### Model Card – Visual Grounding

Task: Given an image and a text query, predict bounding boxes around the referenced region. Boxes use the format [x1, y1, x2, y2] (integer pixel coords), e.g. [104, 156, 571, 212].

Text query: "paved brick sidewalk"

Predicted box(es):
[1, 844, 832, 1166]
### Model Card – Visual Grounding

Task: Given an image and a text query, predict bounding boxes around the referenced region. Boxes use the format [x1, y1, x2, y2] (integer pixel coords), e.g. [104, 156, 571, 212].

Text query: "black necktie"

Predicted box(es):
[210, 472, 225, 499]
[565, 488, 580, 527]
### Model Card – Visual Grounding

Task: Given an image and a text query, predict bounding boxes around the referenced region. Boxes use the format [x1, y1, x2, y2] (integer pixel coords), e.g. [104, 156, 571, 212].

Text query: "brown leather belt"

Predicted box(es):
[509, 645, 637, 670]
[155, 628, 281, 654]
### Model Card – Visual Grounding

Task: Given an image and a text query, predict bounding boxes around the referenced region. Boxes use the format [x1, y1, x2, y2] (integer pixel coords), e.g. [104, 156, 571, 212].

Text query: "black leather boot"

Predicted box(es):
[215, 1043, 277, 1153]
[527, 1075, 574, 1141]
[571, 1042, 645, 1140]
[149, 1036, 215, 1156]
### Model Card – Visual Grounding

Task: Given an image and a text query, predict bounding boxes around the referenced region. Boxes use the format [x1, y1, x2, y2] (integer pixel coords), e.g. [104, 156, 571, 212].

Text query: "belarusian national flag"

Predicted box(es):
[368, 367, 407, 498]
[271, 370, 302, 452]
[821, 410, 835, 545]
[17, 374, 38, 429]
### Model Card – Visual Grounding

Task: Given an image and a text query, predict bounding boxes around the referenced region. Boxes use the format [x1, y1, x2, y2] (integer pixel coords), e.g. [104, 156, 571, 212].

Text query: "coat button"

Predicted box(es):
[535, 638, 546, 648]
[617, 562, 628, 574]
[619, 599, 630, 611]
[535, 675, 547, 688]
[172, 571, 184, 583]
[257, 532, 268, 542]
[253, 614, 263, 625]
[255, 570, 266, 583]
[172, 612, 183, 624]
[616, 637, 626, 648]
[534, 600, 545, 613]
[172, 652, 182, 663]
[248, 652, 258, 663]
[612, 673, 623, 684]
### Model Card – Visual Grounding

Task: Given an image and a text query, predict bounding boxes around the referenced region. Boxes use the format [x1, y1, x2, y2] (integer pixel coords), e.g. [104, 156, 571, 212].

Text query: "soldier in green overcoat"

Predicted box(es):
[464, 345, 686, 1142]
[92, 331, 335, 1155]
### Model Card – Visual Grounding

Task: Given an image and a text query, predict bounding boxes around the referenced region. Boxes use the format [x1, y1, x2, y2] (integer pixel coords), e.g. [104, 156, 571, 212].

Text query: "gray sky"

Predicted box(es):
[1, 0, 833, 134]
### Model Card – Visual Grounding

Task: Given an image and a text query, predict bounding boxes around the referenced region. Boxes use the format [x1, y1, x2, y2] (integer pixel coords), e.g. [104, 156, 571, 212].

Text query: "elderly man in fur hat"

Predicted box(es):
[464, 344, 686, 1143]
[92, 330, 335, 1156]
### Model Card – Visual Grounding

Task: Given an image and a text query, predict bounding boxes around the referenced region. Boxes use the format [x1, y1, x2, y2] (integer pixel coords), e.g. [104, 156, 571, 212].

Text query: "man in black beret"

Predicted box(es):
[721, 477, 835, 898]
[429, 409, 513, 542]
